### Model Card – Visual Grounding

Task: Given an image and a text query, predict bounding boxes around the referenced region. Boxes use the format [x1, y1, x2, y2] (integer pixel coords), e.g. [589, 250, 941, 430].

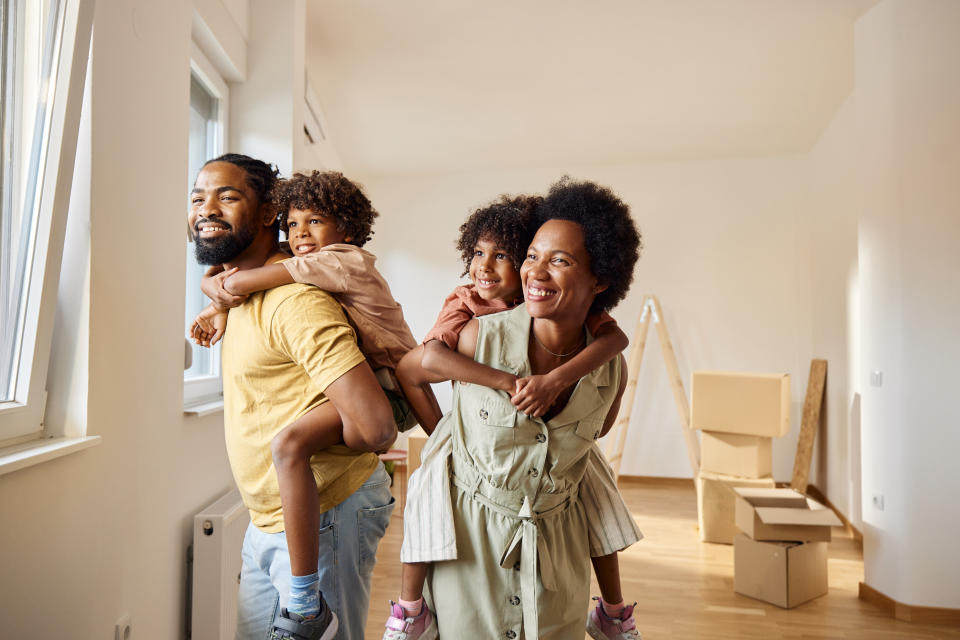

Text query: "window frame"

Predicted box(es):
[183, 42, 229, 411]
[0, 0, 94, 445]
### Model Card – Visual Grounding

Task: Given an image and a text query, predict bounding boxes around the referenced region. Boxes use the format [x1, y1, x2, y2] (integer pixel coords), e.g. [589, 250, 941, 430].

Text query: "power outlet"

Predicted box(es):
[872, 494, 885, 511]
[115, 614, 131, 640]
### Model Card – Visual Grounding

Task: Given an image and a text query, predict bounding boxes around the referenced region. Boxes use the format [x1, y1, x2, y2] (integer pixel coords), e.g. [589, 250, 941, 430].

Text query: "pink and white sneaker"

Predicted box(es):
[586, 597, 641, 640]
[381, 601, 438, 640]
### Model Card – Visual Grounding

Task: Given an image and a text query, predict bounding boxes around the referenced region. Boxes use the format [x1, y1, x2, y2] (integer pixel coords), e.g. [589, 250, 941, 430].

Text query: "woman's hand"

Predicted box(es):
[511, 372, 565, 417]
[190, 305, 229, 347]
[201, 266, 247, 308]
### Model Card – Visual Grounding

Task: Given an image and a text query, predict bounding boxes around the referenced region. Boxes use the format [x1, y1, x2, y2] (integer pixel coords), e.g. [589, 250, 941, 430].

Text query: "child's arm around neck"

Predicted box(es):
[511, 320, 628, 418]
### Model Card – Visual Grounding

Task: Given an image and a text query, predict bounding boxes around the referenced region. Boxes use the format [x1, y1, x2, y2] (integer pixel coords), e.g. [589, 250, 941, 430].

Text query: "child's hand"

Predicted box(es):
[511, 373, 564, 417]
[190, 306, 229, 347]
[201, 266, 247, 308]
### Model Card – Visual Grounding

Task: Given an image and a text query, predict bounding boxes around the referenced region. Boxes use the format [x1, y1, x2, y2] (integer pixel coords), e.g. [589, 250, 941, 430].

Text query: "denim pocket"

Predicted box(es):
[357, 497, 395, 576]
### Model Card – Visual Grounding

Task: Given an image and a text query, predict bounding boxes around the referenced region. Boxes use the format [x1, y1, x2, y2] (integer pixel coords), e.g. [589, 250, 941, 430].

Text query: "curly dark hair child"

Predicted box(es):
[456, 194, 542, 276]
[271, 170, 379, 247]
[536, 177, 642, 314]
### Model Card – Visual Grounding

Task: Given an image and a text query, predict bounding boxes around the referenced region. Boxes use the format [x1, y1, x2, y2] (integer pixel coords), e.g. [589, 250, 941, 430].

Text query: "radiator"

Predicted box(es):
[191, 489, 250, 640]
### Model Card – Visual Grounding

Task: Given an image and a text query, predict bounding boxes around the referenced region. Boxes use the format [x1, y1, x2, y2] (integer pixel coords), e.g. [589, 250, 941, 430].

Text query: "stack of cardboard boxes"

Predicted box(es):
[691, 371, 791, 544]
[732, 487, 842, 607]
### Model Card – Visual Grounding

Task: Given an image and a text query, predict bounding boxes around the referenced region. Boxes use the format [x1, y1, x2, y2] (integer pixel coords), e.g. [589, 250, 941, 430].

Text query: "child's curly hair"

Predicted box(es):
[536, 177, 642, 313]
[456, 194, 542, 276]
[271, 170, 379, 247]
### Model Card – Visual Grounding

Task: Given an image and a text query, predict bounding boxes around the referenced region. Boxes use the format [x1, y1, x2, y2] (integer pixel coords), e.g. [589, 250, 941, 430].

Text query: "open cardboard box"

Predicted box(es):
[734, 487, 841, 542]
[691, 371, 791, 437]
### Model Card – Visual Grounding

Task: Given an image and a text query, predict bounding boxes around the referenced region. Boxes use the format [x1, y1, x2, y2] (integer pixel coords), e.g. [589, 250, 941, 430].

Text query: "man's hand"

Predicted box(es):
[511, 372, 565, 418]
[201, 265, 247, 308]
[190, 304, 229, 347]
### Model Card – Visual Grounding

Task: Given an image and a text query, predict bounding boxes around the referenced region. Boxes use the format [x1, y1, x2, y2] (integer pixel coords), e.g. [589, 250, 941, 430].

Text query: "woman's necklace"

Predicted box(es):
[532, 327, 585, 358]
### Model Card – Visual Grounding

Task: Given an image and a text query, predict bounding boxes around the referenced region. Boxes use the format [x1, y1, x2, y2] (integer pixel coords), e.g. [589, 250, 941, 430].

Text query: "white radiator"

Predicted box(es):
[191, 489, 250, 640]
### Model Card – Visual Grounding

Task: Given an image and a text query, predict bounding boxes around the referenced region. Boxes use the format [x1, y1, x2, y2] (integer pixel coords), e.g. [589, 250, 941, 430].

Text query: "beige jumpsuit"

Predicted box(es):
[425, 304, 629, 639]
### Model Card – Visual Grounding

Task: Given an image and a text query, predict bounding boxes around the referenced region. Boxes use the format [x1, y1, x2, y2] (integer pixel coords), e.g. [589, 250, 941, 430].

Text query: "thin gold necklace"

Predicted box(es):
[532, 327, 585, 358]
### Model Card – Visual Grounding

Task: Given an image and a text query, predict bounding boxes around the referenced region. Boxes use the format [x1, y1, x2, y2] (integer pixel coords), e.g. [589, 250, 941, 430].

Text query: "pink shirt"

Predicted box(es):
[282, 244, 417, 370]
[423, 284, 615, 350]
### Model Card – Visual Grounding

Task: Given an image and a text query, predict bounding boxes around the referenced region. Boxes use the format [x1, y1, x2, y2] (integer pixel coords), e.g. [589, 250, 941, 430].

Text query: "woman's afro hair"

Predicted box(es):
[271, 170, 379, 247]
[535, 177, 642, 313]
[455, 194, 542, 276]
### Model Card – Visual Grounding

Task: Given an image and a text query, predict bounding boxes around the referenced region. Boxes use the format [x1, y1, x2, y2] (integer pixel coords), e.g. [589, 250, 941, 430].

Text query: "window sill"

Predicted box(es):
[0, 435, 102, 477]
[184, 398, 224, 417]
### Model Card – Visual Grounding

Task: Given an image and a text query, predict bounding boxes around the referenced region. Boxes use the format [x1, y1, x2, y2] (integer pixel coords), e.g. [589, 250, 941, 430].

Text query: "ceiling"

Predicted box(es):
[305, 0, 876, 175]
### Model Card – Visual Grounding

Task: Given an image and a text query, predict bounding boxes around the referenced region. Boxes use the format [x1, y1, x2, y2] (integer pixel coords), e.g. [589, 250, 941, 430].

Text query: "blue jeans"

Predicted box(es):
[236, 464, 395, 640]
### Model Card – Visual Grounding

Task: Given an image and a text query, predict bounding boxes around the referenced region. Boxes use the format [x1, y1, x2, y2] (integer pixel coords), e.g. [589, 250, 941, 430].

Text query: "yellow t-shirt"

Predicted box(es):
[221, 281, 376, 532]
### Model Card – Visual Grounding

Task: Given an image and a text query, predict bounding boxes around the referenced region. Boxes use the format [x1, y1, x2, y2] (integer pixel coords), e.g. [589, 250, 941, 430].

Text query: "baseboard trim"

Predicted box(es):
[805, 484, 863, 544]
[858, 581, 960, 626]
[617, 474, 696, 487]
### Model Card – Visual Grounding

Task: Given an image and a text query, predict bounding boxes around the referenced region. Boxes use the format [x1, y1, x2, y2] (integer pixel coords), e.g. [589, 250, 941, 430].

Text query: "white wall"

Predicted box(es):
[0, 0, 238, 637]
[230, 0, 341, 174]
[854, 0, 960, 609]
[362, 156, 816, 481]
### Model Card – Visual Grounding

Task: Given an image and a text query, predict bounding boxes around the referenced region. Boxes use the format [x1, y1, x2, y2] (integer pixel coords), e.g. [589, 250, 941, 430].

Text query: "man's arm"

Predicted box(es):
[322, 361, 396, 452]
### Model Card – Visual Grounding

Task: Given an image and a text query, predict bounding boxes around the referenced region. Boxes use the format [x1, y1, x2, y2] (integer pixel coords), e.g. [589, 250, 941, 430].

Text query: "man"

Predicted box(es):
[189, 153, 396, 640]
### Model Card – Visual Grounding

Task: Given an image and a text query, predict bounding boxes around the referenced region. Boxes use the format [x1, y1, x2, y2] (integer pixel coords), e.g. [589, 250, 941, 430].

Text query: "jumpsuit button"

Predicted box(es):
[510, 595, 520, 606]
[530, 468, 539, 477]
[535, 433, 546, 443]
[506, 631, 517, 639]
[513, 561, 521, 571]
[594, 430, 600, 440]
[479, 409, 489, 420]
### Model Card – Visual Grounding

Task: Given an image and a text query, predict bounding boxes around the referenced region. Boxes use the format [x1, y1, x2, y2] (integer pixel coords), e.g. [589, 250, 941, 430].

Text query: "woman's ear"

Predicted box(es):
[594, 282, 609, 294]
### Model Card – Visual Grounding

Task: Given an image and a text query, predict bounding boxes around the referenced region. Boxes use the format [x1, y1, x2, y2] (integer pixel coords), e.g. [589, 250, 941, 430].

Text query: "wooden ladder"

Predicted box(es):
[605, 295, 700, 482]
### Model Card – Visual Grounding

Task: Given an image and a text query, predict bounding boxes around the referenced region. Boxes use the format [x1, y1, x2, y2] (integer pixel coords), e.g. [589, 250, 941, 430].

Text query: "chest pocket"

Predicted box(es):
[574, 418, 604, 442]
[458, 386, 517, 475]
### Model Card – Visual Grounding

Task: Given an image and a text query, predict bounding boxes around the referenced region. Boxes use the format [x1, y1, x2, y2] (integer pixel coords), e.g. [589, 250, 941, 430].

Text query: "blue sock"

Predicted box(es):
[288, 572, 321, 618]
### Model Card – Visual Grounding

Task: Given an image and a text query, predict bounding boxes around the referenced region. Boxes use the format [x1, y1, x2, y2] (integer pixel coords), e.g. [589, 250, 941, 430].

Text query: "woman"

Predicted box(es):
[425, 178, 643, 639]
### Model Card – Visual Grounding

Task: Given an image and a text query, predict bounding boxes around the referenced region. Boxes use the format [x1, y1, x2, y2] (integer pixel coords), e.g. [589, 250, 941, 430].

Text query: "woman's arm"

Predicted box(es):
[222, 263, 294, 296]
[511, 322, 629, 416]
[423, 333, 517, 393]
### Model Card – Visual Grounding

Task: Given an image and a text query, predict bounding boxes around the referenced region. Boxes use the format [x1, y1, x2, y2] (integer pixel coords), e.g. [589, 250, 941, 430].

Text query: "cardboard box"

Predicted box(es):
[734, 533, 828, 608]
[734, 488, 842, 542]
[406, 427, 429, 476]
[691, 371, 791, 437]
[700, 431, 772, 477]
[697, 471, 776, 544]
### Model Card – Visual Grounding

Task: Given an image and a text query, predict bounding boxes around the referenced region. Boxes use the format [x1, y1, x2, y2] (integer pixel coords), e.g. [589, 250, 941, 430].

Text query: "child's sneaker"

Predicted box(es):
[586, 597, 641, 640]
[270, 604, 338, 640]
[381, 600, 438, 640]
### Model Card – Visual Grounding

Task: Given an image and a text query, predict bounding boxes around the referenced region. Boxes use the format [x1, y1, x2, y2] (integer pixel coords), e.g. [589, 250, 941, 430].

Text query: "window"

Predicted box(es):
[183, 44, 228, 410]
[0, 0, 93, 444]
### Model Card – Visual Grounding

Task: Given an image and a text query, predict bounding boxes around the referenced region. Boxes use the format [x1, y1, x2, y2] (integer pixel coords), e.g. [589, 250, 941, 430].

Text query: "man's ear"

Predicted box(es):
[260, 203, 278, 227]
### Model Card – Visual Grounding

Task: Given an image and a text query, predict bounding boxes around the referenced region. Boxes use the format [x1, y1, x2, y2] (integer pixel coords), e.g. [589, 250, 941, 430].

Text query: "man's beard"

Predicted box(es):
[193, 220, 258, 265]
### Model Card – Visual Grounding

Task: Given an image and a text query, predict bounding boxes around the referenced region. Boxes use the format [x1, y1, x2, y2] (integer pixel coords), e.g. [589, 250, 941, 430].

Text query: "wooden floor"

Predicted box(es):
[365, 478, 959, 639]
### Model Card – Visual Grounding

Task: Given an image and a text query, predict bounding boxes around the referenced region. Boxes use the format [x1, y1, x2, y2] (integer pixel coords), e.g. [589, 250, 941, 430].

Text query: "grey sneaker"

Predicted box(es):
[270, 602, 338, 640]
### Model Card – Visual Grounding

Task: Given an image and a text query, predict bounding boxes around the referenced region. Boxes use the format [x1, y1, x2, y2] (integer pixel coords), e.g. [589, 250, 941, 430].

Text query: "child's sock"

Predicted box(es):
[397, 597, 424, 617]
[600, 598, 626, 618]
[288, 572, 321, 619]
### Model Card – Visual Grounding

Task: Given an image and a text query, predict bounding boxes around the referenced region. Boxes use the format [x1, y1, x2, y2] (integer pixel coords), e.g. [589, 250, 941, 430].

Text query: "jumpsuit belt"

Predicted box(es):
[450, 454, 577, 640]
